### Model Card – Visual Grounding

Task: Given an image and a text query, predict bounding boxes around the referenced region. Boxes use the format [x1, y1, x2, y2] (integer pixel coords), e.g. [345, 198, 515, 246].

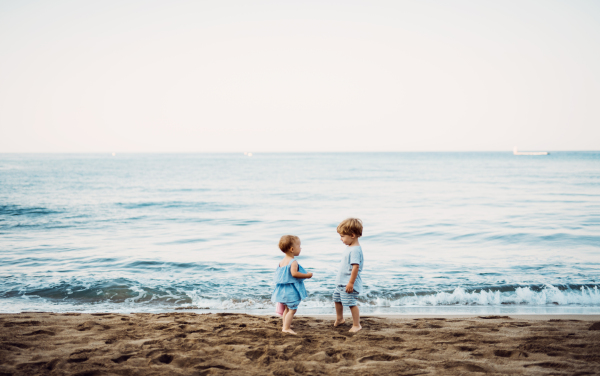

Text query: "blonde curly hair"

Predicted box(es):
[337, 218, 363, 237]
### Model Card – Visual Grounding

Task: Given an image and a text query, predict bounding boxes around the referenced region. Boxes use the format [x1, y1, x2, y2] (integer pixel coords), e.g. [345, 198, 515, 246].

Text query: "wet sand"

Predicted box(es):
[1, 312, 599, 375]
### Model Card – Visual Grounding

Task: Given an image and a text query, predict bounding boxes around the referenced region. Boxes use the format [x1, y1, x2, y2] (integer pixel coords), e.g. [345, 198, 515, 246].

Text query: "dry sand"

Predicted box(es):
[1, 312, 599, 375]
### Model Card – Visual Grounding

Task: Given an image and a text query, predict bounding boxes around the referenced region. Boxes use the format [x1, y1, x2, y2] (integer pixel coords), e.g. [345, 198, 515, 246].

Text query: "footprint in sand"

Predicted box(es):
[4, 321, 42, 327]
[111, 355, 133, 363]
[444, 361, 486, 372]
[67, 351, 89, 363]
[494, 349, 529, 358]
[1, 342, 30, 350]
[524, 362, 571, 369]
[588, 322, 600, 330]
[151, 354, 174, 364]
[245, 349, 265, 361]
[195, 364, 234, 374]
[23, 329, 55, 336]
[358, 353, 399, 363]
[76, 321, 110, 331]
[15, 361, 50, 373]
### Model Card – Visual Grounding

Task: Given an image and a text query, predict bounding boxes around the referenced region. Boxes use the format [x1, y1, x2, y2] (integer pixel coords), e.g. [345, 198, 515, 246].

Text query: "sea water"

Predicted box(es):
[1, 152, 599, 314]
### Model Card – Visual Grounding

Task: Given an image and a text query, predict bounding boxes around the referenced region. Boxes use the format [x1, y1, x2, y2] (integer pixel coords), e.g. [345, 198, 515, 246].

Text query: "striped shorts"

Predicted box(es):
[332, 285, 359, 307]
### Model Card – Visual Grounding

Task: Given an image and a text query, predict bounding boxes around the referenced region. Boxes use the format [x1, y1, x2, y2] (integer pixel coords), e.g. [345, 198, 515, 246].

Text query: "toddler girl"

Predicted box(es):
[271, 235, 313, 334]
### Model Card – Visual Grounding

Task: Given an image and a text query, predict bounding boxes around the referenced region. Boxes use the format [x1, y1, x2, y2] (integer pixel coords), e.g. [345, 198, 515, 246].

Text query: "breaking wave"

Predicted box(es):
[2, 277, 598, 313]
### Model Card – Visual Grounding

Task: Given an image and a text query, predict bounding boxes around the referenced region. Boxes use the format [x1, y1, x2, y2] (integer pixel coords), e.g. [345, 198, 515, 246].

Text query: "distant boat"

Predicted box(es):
[513, 146, 549, 156]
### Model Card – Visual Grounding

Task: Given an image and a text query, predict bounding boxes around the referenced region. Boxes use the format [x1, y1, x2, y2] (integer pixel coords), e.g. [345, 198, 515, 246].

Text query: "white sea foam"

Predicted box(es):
[378, 285, 600, 307]
[2, 285, 599, 314]
[183, 285, 600, 311]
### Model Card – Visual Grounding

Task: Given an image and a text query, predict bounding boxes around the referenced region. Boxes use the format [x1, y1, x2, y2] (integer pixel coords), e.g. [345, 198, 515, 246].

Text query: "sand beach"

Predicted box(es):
[1, 312, 599, 375]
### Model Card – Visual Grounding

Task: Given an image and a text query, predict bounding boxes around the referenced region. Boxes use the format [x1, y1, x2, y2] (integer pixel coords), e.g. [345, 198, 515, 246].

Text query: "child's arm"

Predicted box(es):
[345, 264, 359, 293]
[290, 261, 313, 279]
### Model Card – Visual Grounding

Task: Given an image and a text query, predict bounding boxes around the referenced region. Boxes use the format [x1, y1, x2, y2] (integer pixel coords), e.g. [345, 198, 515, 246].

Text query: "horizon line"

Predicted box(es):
[1, 150, 599, 154]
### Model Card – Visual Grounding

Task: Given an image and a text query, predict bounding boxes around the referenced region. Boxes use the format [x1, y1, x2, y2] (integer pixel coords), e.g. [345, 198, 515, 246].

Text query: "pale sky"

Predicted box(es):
[1, 0, 599, 152]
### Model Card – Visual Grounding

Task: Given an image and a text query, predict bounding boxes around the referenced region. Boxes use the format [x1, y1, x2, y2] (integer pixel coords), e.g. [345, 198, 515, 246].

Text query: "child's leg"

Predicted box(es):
[281, 306, 293, 328]
[333, 286, 345, 326]
[349, 305, 361, 332]
[282, 308, 297, 334]
[334, 302, 345, 326]
[282, 306, 289, 322]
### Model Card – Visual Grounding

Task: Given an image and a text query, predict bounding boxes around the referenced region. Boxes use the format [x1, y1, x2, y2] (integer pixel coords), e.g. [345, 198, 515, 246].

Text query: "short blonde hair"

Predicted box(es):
[337, 218, 363, 237]
[279, 235, 300, 253]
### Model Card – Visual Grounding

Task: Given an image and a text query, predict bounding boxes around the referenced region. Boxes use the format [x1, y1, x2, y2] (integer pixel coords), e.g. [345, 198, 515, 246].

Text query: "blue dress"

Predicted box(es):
[271, 261, 308, 310]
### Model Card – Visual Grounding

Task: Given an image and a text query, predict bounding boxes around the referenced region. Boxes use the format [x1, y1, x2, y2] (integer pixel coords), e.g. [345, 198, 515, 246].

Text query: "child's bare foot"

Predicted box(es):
[349, 325, 362, 333]
[282, 328, 297, 335]
[333, 319, 345, 327]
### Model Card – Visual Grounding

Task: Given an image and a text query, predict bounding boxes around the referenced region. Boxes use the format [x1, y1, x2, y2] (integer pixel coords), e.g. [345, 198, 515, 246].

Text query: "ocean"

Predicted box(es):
[1, 152, 599, 314]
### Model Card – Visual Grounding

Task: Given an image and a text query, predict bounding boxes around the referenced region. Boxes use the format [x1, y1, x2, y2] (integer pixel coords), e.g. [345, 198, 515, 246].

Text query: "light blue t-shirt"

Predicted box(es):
[335, 245, 364, 293]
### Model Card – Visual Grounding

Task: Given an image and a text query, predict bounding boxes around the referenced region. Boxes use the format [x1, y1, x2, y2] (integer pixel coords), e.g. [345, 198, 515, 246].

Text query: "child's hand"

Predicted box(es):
[307, 272, 313, 279]
[345, 283, 354, 293]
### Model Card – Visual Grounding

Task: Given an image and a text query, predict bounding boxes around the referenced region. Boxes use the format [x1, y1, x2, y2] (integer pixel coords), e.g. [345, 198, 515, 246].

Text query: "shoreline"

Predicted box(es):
[1, 312, 599, 375]
[9, 311, 600, 320]
[299, 313, 600, 320]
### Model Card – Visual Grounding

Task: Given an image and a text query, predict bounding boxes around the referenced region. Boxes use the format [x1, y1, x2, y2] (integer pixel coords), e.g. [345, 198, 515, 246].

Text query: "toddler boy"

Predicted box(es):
[333, 218, 364, 332]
